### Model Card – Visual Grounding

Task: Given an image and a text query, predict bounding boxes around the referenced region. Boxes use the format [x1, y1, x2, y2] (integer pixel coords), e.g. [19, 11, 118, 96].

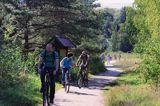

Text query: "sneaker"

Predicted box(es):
[62, 85, 65, 88]
[50, 101, 54, 106]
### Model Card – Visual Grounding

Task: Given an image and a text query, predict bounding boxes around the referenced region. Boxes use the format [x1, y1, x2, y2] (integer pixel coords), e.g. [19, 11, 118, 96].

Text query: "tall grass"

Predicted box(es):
[105, 85, 160, 106]
[104, 53, 160, 106]
[109, 52, 141, 72]
[104, 72, 160, 106]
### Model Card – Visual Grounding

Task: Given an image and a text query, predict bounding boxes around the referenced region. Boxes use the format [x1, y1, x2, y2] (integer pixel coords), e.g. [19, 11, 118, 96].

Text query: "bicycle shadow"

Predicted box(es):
[68, 91, 96, 96]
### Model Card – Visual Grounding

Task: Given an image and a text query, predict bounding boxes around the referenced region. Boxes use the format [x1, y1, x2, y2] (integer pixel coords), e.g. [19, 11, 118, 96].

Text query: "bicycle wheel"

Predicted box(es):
[43, 85, 48, 106]
[65, 83, 70, 93]
[77, 75, 82, 88]
[65, 73, 70, 93]
[46, 82, 50, 106]
[43, 75, 50, 106]
[84, 73, 88, 87]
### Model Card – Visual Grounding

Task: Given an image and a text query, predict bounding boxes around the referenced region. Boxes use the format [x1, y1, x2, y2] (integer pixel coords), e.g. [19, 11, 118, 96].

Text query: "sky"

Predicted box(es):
[95, 0, 134, 9]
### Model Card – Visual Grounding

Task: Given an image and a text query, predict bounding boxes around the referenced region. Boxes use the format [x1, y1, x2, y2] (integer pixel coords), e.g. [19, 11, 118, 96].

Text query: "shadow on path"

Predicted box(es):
[68, 91, 96, 96]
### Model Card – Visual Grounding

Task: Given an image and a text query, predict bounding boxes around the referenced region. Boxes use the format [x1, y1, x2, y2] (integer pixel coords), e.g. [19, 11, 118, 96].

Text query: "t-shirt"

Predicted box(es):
[61, 57, 73, 69]
[40, 50, 59, 68]
[79, 54, 89, 66]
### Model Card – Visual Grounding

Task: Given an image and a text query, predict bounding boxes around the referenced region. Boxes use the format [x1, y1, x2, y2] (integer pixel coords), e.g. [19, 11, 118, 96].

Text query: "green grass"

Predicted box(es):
[104, 53, 160, 106]
[0, 74, 61, 106]
[104, 71, 160, 106]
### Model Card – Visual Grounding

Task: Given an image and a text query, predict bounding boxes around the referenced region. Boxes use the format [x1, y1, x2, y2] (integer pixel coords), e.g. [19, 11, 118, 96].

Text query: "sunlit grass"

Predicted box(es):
[104, 53, 160, 106]
[104, 72, 160, 106]
[109, 52, 141, 72]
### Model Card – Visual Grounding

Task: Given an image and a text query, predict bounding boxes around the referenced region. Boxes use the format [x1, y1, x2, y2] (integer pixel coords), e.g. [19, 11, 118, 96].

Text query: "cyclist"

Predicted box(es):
[60, 52, 74, 88]
[76, 51, 90, 83]
[38, 43, 59, 105]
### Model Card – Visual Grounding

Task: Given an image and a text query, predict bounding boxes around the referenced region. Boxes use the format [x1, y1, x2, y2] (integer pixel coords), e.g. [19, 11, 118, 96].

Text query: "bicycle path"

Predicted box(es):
[54, 61, 123, 106]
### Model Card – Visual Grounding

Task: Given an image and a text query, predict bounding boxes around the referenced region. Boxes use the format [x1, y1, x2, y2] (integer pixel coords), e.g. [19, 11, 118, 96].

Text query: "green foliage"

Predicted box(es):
[111, 7, 138, 52]
[138, 39, 160, 87]
[0, 0, 104, 51]
[132, 0, 160, 87]
[89, 56, 106, 75]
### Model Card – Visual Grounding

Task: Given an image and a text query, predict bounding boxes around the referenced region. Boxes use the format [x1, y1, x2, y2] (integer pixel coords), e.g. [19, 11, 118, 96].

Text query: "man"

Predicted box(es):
[60, 52, 74, 87]
[76, 51, 90, 82]
[38, 43, 59, 105]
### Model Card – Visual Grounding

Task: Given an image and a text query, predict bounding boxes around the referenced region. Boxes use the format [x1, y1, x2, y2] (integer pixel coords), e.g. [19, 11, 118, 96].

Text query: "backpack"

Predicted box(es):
[42, 50, 55, 68]
[35, 50, 55, 74]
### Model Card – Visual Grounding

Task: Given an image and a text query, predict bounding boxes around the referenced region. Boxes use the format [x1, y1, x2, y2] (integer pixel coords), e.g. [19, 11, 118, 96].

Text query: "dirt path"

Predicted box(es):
[54, 61, 123, 106]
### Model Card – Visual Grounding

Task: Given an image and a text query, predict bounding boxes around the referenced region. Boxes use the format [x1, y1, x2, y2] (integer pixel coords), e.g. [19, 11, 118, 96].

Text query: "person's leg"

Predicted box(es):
[78, 67, 82, 78]
[85, 68, 88, 81]
[61, 68, 66, 85]
[49, 70, 55, 103]
[40, 68, 46, 92]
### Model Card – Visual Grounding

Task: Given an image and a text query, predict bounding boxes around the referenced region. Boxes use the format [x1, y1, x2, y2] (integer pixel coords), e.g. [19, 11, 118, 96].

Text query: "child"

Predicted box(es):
[60, 52, 74, 87]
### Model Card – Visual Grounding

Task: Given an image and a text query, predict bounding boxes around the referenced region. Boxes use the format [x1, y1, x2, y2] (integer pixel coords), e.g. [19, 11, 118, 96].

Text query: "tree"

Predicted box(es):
[133, 0, 160, 87]
[0, 0, 103, 53]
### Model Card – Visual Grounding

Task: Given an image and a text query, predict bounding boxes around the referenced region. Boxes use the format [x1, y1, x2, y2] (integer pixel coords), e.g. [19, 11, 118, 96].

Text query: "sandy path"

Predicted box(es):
[54, 61, 122, 106]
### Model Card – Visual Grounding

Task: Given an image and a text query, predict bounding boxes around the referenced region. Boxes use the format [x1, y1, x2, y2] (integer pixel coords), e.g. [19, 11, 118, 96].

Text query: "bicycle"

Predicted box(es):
[64, 70, 71, 93]
[42, 70, 50, 106]
[77, 69, 88, 88]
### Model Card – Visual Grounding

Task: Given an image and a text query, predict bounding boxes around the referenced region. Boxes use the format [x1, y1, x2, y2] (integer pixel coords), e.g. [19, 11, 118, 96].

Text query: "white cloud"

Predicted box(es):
[95, 0, 134, 9]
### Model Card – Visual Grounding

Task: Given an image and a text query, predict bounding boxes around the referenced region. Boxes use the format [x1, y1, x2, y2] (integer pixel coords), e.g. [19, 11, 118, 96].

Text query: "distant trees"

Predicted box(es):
[108, 7, 138, 52]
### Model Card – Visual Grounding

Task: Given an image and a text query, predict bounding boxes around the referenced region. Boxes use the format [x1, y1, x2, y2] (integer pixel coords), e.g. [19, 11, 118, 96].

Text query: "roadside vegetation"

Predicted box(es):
[104, 53, 160, 106]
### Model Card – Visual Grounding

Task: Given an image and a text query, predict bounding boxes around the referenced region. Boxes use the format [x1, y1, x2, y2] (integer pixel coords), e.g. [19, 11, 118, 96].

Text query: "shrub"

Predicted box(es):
[0, 46, 42, 105]
[138, 39, 160, 87]
[89, 56, 106, 75]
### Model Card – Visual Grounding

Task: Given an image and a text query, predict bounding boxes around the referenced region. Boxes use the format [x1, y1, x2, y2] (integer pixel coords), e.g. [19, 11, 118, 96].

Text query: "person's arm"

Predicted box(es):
[76, 55, 81, 66]
[54, 52, 59, 73]
[55, 59, 59, 72]
[70, 58, 74, 68]
[60, 58, 64, 68]
[38, 51, 44, 73]
[85, 54, 90, 67]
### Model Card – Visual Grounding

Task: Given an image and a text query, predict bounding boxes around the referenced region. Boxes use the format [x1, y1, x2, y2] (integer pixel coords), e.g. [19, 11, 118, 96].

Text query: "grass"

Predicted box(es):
[109, 52, 141, 72]
[104, 72, 160, 106]
[0, 74, 61, 106]
[104, 52, 160, 106]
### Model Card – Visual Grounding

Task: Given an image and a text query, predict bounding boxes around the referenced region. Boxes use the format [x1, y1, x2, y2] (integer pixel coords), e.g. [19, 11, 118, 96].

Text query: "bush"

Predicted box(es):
[0, 46, 42, 105]
[89, 56, 106, 75]
[138, 39, 160, 87]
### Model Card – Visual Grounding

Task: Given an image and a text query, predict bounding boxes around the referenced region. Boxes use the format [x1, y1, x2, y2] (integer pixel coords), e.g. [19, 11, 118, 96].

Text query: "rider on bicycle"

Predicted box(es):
[76, 51, 90, 82]
[60, 52, 74, 88]
[38, 43, 59, 105]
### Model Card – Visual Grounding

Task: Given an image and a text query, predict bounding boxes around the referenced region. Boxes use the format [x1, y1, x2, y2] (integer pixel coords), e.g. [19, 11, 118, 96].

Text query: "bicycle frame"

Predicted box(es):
[78, 70, 88, 88]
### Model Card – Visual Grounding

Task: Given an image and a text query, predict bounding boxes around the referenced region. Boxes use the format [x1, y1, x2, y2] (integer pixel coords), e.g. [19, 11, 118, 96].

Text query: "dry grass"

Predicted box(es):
[105, 85, 160, 106]
[104, 53, 160, 106]
[110, 52, 141, 72]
